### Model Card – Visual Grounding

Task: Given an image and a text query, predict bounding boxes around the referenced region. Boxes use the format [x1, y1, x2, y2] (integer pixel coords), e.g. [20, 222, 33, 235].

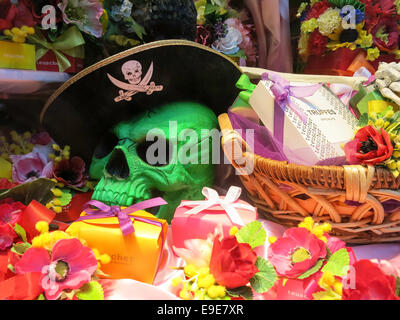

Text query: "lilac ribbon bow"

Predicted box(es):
[261, 72, 322, 123]
[77, 198, 167, 236]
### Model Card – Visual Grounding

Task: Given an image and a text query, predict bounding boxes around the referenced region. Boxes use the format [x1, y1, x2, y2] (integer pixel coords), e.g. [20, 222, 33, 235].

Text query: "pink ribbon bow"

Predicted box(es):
[178, 186, 255, 226]
[77, 198, 167, 236]
[261, 72, 322, 123]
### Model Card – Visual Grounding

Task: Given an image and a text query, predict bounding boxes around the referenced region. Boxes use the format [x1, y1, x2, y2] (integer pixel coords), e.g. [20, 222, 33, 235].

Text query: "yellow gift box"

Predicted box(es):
[0, 40, 36, 70]
[66, 208, 168, 284]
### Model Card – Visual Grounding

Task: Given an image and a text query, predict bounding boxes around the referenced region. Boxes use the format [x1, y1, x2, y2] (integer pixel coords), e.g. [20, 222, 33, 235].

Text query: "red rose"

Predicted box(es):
[209, 236, 258, 289]
[53, 156, 87, 188]
[343, 260, 400, 300]
[305, 0, 331, 20]
[308, 30, 328, 56]
[344, 125, 393, 165]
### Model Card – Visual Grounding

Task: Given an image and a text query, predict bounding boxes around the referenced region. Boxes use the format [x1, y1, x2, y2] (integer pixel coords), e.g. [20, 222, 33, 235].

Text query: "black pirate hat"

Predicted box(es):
[40, 40, 242, 163]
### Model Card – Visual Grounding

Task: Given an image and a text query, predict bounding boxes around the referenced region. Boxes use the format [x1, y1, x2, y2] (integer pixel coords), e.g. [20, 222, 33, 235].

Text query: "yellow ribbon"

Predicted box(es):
[27, 26, 85, 72]
[368, 100, 393, 114]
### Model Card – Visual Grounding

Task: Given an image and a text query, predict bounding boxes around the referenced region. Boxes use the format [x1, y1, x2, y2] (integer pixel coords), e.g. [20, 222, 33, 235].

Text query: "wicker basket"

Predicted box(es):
[219, 67, 400, 244]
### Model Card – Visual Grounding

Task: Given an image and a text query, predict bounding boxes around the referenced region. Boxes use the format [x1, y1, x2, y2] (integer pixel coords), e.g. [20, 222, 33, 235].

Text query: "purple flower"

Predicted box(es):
[10, 148, 53, 183]
[58, 0, 104, 38]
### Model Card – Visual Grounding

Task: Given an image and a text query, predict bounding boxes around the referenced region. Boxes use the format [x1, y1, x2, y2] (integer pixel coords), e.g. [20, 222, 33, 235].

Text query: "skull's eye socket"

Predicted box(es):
[93, 132, 119, 159]
[136, 137, 173, 167]
[127, 72, 132, 76]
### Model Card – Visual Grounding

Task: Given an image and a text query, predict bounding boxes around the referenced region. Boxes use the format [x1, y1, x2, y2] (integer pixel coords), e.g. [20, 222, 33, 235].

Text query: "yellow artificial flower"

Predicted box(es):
[298, 32, 310, 61]
[298, 217, 332, 242]
[313, 271, 343, 300]
[326, 41, 357, 51]
[317, 8, 341, 36]
[296, 2, 308, 18]
[301, 18, 318, 33]
[356, 30, 373, 48]
[195, 0, 207, 25]
[367, 47, 380, 61]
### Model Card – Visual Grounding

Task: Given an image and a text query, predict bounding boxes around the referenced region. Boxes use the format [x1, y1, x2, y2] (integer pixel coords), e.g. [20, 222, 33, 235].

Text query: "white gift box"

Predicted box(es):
[248, 78, 358, 165]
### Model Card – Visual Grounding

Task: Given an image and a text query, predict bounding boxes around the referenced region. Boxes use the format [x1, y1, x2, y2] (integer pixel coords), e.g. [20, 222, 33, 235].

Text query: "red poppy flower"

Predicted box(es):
[308, 30, 328, 56]
[343, 260, 400, 300]
[209, 235, 258, 289]
[305, 0, 331, 20]
[371, 16, 398, 52]
[53, 156, 87, 188]
[344, 125, 393, 165]
[267, 228, 326, 278]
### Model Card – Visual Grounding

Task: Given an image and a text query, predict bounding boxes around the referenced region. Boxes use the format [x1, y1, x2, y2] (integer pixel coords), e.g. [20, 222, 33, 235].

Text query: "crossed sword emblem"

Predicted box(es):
[107, 62, 163, 102]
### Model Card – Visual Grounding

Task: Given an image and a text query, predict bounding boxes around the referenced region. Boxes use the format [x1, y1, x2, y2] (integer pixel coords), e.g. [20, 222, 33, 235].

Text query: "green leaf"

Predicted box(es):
[0, 178, 57, 205]
[356, 113, 368, 127]
[226, 286, 253, 300]
[226, 49, 247, 59]
[204, 3, 218, 15]
[11, 242, 31, 255]
[7, 264, 15, 273]
[321, 248, 350, 277]
[58, 188, 72, 206]
[297, 259, 324, 280]
[13, 223, 27, 243]
[249, 257, 277, 293]
[75, 281, 104, 300]
[36, 294, 46, 300]
[235, 221, 266, 249]
[395, 277, 400, 297]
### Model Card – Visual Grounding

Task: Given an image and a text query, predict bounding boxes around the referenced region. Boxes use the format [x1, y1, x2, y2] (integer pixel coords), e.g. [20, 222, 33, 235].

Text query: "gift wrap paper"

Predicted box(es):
[171, 200, 257, 249]
[0, 41, 36, 70]
[66, 210, 168, 284]
[249, 79, 358, 165]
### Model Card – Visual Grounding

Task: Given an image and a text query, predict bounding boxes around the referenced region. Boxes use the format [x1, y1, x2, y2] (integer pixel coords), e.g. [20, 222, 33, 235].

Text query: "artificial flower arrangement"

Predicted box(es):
[172, 217, 400, 300]
[194, 0, 258, 66]
[0, 130, 96, 221]
[0, 197, 109, 300]
[0, 0, 106, 72]
[171, 221, 276, 300]
[297, 0, 400, 74]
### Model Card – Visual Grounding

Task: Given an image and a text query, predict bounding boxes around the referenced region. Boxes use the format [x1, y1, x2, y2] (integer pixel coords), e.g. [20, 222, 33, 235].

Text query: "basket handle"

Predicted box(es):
[240, 66, 368, 90]
[218, 113, 254, 175]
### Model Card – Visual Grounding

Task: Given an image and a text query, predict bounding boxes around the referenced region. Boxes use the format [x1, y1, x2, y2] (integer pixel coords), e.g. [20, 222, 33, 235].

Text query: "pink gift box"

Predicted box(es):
[171, 186, 258, 248]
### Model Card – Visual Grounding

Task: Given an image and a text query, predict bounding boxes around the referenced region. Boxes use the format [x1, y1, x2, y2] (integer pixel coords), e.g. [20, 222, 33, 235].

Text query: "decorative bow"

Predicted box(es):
[261, 72, 322, 123]
[27, 26, 85, 72]
[236, 73, 322, 123]
[178, 186, 255, 226]
[77, 198, 167, 236]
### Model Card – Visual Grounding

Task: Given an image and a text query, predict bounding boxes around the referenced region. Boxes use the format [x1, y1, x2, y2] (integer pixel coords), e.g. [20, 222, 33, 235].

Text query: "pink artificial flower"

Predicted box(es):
[0, 199, 26, 251]
[58, 0, 104, 38]
[10, 149, 53, 184]
[267, 228, 326, 278]
[15, 238, 98, 300]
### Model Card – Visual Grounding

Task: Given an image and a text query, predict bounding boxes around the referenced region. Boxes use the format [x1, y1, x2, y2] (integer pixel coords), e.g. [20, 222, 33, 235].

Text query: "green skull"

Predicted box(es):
[90, 102, 219, 223]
